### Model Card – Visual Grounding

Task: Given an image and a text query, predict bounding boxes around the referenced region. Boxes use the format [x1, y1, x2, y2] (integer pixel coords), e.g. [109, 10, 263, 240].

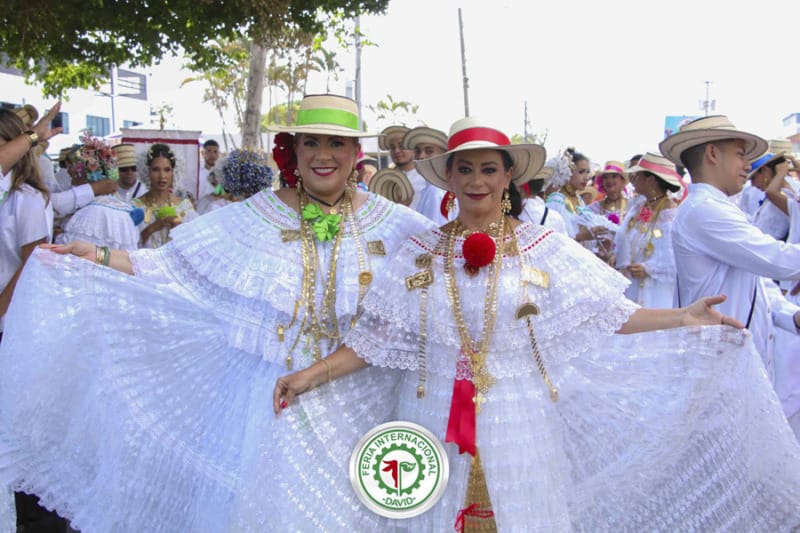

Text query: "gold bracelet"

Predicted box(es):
[321, 358, 332, 384]
[95, 245, 102, 264]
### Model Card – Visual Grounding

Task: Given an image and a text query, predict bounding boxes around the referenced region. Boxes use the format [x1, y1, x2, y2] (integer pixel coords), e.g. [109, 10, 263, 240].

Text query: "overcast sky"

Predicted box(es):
[151, 0, 800, 164]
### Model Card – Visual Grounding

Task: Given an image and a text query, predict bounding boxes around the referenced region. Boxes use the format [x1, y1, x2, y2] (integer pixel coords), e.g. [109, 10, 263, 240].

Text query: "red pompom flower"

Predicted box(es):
[462, 232, 496, 274]
[272, 132, 298, 187]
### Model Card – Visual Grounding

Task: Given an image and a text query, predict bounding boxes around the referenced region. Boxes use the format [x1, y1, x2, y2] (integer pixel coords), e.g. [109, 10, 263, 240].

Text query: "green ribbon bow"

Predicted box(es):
[302, 203, 342, 242]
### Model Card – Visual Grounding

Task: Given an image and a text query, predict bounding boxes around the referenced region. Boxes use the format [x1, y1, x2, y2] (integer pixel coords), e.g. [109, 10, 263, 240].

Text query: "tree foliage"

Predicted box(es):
[0, 0, 389, 96]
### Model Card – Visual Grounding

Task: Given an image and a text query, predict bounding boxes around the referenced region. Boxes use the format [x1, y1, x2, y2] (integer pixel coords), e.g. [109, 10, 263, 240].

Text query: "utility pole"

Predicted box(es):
[524, 101, 530, 143]
[458, 8, 470, 117]
[699, 80, 715, 116]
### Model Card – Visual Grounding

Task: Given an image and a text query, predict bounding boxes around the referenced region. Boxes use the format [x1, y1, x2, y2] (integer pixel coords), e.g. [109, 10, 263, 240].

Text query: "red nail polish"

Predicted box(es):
[280, 400, 288, 409]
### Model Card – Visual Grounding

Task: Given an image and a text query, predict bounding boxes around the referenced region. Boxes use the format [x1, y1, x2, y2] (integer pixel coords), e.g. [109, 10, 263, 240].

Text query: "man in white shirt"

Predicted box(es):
[402, 126, 452, 223]
[660, 115, 800, 383]
[113, 143, 147, 202]
[197, 139, 220, 203]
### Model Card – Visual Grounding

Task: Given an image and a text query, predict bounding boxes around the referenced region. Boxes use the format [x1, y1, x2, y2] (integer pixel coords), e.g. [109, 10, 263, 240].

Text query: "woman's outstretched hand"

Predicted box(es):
[40, 241, 96, 262]
[273, 370, 315, 415]
[682, 295, 745, 329]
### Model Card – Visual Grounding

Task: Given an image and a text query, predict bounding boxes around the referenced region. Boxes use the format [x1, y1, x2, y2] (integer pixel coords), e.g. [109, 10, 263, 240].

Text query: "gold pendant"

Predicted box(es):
[473, 392, 487, 414]
[367, 240, 386, 256]
[329, 207, 338, 215]
[359, 271, 373, 286]
[405, 270, 434, 290]
[415, 253, 432, 268]
[652, 228, 663, 239]
[515, 302, 540, 319]
[644, 242, 655, 258]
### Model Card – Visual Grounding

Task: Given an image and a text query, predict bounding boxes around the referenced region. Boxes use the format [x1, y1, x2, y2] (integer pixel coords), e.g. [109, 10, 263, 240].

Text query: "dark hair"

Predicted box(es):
[650, 173, 681, 193]
[146, 143, 176, 169]
[527, 177, 545, 196]
[445, 149, 522, 217]
[566, 147, 589, 165]
[629, 154, 643, 164]
[203, 139, 219, 149]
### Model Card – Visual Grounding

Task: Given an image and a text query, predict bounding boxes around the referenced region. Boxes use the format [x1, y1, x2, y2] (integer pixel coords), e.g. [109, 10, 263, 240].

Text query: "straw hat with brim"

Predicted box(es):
[658, 115, 767, 166]
[529, 166, 554, 183]
[13, 105, 39, 127]
[597, 160, 628, 182]
[402, 126, 448, 152]
[378, 125, 411, 150]
[368, 168, 414, 205]
[626, 152, 682, 188]
[267, 94, 377, 138]
[579, 185, 600, 204]
[747, 152, 786, 179]
[415, 117, 547, 191]
[112, 143, 138, 168]
[769, 139, 793, 156]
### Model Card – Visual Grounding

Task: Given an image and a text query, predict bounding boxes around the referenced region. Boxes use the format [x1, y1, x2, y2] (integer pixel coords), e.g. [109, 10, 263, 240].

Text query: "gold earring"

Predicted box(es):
[348, 169, 358, 189]
[446, 191, 457, 214]
[501, 189, 512, 215]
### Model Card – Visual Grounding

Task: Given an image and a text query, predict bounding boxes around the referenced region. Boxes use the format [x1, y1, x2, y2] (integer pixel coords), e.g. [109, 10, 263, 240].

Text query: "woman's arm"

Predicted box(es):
[0, 238, 48, 317]
[42, 241, 134, 275]
[273, 345, 368, 414]
[617, 295, 744, 334]
[0, 103, 62, 174]
[139, 217, 175, 247]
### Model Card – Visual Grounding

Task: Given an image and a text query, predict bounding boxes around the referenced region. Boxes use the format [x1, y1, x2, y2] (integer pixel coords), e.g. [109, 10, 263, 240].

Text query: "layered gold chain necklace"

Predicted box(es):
[443, 218, 507, 412]
[280, 185, 371, 369]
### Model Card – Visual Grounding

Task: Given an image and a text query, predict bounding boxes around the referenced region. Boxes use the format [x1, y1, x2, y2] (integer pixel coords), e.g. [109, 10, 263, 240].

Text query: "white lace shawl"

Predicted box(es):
[345, 223, 639, 379]
[129, 189, 435, 364]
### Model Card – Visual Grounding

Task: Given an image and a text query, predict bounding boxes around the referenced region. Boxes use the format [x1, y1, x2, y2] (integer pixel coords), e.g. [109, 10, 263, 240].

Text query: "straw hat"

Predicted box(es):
[747, 152, 785, 179]
[596, 160, 628, 182]
[267, 94, 376, 138]
[402, 126, 448, 152]
[626, 152, 682, 188]
[13, 105, 39, 127]
[768, 139, 793, 156]
[112, 143, 138, 168]
[578, 185, 600, 204]
[659, 115, 767, 166]
[530, 166, 554, 182]
[414, 117, 547, 190]
[378, 125, 411, 150]
[368, 168, 414, 205]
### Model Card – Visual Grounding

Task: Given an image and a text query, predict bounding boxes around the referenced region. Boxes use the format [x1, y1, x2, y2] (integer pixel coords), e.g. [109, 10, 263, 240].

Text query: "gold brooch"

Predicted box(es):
[415, 254, 433, 268]
[405, 270, 433, 290]
[367, 240, 386, 256]
[521, 266, 550, 289]
[280, 229, 301, 242]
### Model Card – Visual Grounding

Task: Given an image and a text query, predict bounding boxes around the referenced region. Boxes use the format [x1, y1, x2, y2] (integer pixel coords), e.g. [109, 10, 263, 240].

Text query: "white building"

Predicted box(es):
[0, 62, 151, 159]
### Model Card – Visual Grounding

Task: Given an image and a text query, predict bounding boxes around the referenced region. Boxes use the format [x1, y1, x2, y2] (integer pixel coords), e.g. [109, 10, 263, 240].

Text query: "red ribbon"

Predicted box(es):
[440, 191, 455, 219]
[446, 378, 476, 456]
[454, 503, 495, 533]
[448, 127, 510, 150]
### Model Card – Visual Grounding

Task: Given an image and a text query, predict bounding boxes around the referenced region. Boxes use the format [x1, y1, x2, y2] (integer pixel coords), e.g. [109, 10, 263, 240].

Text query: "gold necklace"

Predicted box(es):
[443, 218, 506, 413]
[280, 186, 371, 369]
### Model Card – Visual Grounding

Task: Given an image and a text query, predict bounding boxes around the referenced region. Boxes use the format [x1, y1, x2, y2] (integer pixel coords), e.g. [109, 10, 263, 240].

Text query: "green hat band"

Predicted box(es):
[296, 108, 359, 131]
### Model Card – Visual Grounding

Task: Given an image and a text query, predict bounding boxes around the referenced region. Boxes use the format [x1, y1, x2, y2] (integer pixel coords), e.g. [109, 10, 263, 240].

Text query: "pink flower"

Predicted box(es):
[637, 207, 653, 223]
[607, 213, 620, 225]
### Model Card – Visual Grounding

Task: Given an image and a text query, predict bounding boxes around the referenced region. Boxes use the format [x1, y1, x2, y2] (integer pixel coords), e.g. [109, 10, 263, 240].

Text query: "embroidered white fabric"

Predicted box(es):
[346, 224, 638, 379]
[0, 189, 435, 532]
[239, 277, 800, 530]
[130, 190, 435, 366]
[614, 195, 678, 307]
[56, 194, 141, 251]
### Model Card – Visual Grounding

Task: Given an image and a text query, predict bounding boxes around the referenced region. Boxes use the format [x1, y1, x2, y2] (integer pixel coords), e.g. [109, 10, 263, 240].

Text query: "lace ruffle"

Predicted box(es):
[346, 223, 637, 380]
[58, 194, 140, 251]
[129, 190, 435, 363]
